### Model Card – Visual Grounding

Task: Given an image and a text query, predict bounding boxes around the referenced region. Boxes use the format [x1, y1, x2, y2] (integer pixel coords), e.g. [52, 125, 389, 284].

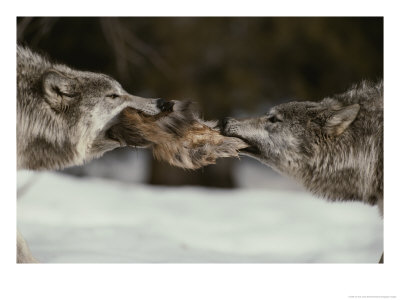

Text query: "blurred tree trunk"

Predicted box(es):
[148, 157, 236, 188]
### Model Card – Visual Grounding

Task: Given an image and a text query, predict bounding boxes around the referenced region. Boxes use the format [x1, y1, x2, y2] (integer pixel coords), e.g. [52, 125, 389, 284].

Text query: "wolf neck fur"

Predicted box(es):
[303, 101, 382, 207]
[17, 46, 81, 170]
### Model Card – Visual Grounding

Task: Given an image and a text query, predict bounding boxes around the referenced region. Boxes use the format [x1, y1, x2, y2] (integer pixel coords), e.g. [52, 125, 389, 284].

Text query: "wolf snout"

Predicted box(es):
[156, 98, 174, 113]
[219, 117, 238, 134]
[219, 116, 236, 128]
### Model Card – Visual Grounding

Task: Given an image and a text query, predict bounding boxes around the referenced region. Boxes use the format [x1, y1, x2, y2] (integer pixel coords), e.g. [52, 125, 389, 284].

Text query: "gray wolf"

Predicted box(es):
[17, 46, 182, 263]
[17, 46, 245, 262]
[18, 45, 179, 171]
[221, 80, 383, 262]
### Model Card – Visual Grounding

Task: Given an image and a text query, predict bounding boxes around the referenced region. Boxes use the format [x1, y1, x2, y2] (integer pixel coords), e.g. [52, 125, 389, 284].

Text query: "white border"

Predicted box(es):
[2, 1, 399, 299]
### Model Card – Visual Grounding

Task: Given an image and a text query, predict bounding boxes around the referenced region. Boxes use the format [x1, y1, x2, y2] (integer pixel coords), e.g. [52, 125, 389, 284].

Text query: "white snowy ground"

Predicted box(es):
[17, 157, 383, 263]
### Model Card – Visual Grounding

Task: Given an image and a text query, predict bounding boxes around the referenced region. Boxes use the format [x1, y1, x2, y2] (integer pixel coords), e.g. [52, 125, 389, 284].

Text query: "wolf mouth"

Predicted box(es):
[105, 109, 155, 148]
[104, 98, 181, 147]
[220, 131, 261, 156]
[106, 125, 152, 147]
[233, 137, 261, 156]
[240, 144, 261, 156]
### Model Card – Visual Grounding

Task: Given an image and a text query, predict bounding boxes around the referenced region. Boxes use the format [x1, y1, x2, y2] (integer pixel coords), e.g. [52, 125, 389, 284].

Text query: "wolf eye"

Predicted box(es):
[268, 115, 282, 123]
[107, 94, 120, 99]
[59, 91, 78, 98]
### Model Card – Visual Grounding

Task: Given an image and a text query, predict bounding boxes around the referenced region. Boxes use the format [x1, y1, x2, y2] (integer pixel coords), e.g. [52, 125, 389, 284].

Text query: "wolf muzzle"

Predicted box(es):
[156, 98, 174, 113]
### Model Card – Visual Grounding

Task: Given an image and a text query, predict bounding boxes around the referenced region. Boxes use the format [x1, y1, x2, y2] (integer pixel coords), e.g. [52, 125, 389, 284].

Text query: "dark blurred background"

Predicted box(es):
[17, 17, 383, 188]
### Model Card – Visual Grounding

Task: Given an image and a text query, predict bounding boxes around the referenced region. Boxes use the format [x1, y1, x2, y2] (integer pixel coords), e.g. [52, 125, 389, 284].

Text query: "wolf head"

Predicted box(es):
[222, 80, 383, 210]
[17, 46, 184, 170]
[40, 68, 170, 151]
[222, 100, 361, 178]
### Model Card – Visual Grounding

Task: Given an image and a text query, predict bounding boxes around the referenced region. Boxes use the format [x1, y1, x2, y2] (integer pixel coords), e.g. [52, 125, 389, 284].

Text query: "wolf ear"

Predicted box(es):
[42, 69, 79, 113]
[324, 104, 360, 136]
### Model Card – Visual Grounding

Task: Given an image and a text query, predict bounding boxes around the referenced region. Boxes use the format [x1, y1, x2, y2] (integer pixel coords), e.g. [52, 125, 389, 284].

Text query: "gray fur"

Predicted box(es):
[222, 80, 383, 215]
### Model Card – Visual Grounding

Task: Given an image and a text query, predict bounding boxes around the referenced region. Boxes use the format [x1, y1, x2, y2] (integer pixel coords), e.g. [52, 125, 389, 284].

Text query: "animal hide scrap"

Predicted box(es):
[108, 106, 248, 169]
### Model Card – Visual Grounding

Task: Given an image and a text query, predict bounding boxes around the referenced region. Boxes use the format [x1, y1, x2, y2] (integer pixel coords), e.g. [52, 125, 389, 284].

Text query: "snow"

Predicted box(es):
[17, 163, 383, 263]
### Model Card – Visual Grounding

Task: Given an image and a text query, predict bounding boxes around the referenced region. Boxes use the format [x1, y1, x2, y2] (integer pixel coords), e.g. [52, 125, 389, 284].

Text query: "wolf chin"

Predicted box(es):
[222, 80, 383, 262]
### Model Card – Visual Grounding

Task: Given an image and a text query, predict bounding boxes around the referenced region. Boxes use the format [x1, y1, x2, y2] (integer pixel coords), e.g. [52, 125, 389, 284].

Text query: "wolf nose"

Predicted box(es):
[156, 98, 174, 112]
[219, 117, 234, 129]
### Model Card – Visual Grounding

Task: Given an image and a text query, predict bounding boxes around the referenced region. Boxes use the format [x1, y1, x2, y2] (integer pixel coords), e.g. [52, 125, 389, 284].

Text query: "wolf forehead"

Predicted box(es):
[46, 68, 124, 95]
[269, 101, 322, 118]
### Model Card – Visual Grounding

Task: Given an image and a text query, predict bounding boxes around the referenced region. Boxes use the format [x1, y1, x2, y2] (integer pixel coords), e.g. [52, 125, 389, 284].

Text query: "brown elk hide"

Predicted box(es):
[108, 107, 248, 169]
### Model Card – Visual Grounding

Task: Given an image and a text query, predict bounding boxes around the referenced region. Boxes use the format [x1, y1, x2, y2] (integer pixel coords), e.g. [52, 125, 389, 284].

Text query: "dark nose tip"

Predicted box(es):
[156, 98, 174, 112]
[219, 117, 234, 129]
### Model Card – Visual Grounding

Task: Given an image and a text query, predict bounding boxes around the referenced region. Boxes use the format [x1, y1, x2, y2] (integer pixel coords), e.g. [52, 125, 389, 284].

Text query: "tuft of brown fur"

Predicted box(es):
[108, 106, 248, 169]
